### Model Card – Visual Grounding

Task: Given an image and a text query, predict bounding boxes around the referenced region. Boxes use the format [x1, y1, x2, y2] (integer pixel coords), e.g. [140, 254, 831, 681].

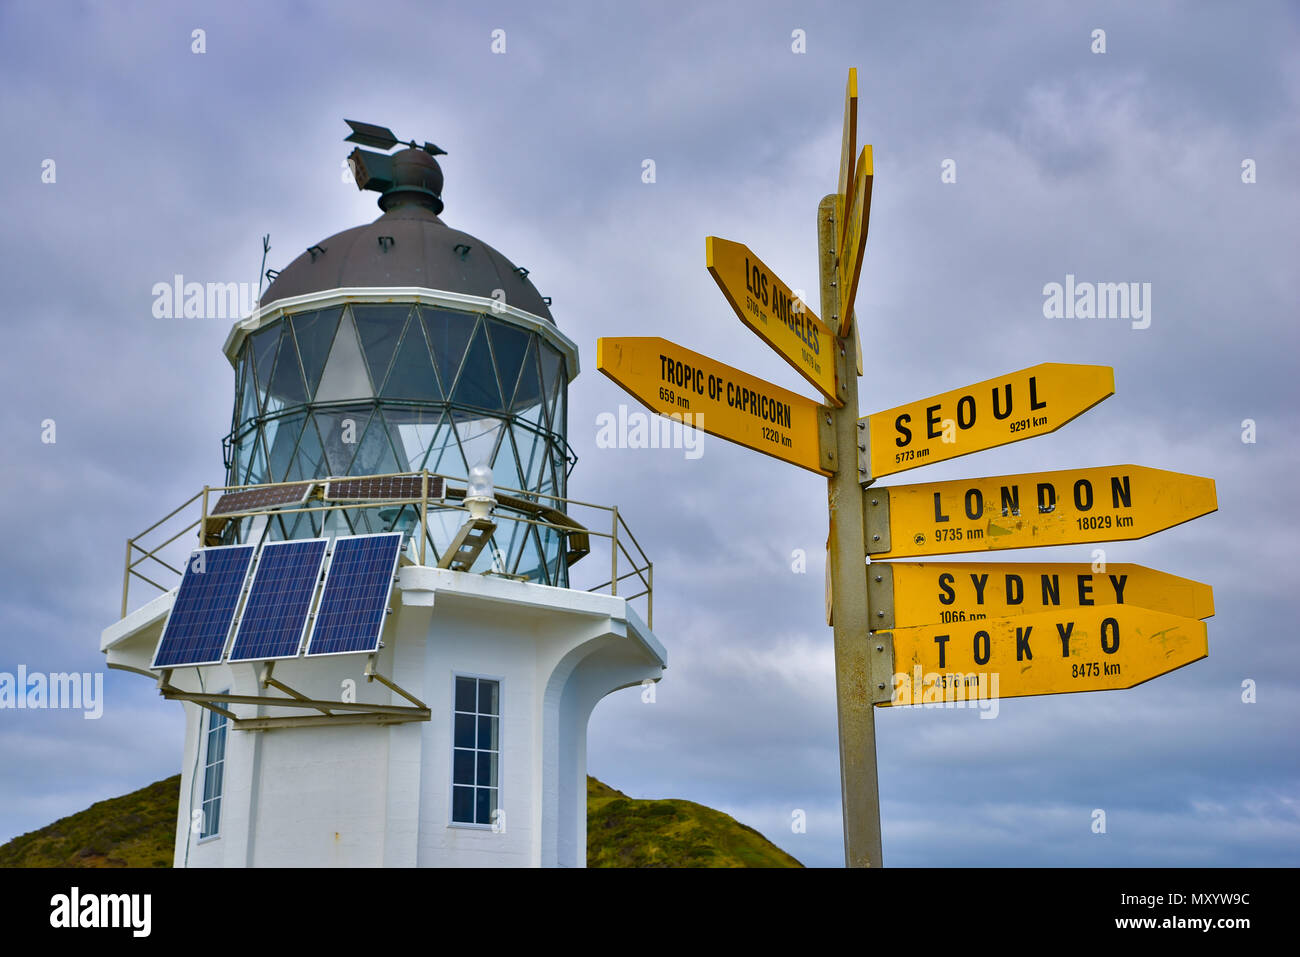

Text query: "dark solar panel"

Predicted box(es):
[305, 533, 403, 657]
[210, 482, 314, 516]
[227, 539, 329, 662]
[151, 545, 256, 669]
[323, 474, 444, 502]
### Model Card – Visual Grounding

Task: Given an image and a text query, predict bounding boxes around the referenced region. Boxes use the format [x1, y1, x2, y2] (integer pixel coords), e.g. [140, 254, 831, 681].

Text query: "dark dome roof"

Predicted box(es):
[260, 195, 554, 323]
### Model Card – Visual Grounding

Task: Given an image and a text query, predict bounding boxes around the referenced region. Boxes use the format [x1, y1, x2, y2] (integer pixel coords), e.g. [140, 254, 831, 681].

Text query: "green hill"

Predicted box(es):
[0, 776, 178, 868]
[586, 777, 803, 867]
[0, 775, 801, 868]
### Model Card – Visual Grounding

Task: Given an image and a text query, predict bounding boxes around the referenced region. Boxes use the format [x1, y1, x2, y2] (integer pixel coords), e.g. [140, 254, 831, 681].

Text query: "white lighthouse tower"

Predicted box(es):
[100, 122, 665, 867]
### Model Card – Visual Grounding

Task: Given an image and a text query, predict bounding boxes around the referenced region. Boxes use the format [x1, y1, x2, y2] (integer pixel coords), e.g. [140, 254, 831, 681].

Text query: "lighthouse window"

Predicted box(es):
[199, 703, 229, 840]
[451, 675, 500, 826]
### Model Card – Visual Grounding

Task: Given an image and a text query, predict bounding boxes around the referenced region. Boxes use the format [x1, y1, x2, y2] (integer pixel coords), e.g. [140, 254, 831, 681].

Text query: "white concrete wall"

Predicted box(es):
[106, 568, 666, 868]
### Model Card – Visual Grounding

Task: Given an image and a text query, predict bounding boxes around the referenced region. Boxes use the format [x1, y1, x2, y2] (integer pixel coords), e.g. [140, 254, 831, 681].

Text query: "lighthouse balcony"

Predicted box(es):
[113, 469, 653, 628]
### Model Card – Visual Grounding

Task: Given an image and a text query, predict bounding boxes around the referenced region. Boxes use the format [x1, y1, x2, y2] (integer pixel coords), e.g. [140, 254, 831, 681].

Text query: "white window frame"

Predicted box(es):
[447, 672, 503, 830]
[197, 699, 230, 843]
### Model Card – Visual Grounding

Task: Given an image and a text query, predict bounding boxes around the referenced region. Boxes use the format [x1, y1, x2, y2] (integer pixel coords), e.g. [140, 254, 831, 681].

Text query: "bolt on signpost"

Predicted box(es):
[598, 68, 1217, 868]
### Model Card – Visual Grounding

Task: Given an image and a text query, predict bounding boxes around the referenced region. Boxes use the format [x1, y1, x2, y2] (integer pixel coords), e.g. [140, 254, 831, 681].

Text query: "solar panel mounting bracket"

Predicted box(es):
[364, 654, 429, 710]
[154, 671, 431, 730]
[259, 662, 334, 716]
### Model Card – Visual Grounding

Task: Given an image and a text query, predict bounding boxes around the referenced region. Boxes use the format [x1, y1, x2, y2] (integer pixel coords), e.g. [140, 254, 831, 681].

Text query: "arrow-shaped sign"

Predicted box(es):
[706, 236, 843, 405]
[868, 561, 1215, 630]
[882, 603, 1208, 705]
[836, 144, 873, 334]
[865, 464, 1217, 558]
[860, 363, 1115, 480]
[597, 336, 833, 475]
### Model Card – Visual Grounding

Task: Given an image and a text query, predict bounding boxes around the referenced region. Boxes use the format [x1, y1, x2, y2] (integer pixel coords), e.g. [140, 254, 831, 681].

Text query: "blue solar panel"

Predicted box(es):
[152, 544, 256, 669]
[305, 533, 403, 656]
[227, 538, 329, 662]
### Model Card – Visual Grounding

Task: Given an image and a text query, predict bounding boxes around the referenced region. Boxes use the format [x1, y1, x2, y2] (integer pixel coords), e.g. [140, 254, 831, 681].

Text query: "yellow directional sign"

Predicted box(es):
[869, 561, 1215, 630]
[865, 464, 1217, 559]
[706, 236, 843, 405]
[837, 68, 858, 247]
[883, 604, 1208, 705]
[597, 336, 832, 475]
[861, 363, 1114, 480]
[836, 144, 873, 335]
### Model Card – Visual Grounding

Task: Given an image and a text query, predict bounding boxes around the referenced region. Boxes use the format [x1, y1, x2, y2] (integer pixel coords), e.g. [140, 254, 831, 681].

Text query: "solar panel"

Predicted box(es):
[305, 533, 403, 657]
[210, 482, 314, 516]
[323, 474, 444, 502]
[151, 544, 256, 669]
[227, 539, 329, 662]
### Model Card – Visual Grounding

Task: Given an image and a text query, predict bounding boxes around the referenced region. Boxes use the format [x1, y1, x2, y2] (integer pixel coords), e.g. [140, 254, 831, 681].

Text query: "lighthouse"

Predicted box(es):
[100, 121, 665, 867]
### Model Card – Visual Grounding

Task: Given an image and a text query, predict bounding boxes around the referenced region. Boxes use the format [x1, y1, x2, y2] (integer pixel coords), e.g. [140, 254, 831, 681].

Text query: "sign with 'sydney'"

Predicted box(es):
[865, 464, 1217, 558]
[861, 363, 1114, 480]
[882, 604, 1208, 705]
[597, 336, 831, 475]
[870, 561, 1215, 630]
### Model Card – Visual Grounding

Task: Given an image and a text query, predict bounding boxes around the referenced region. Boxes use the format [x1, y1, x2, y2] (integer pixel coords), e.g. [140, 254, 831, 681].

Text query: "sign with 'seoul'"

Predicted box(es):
[860, 363, 1114, 480]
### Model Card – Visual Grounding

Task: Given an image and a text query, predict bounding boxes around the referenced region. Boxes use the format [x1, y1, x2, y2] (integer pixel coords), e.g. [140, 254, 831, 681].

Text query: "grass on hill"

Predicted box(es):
[0, 775, 179, 868]
[0, 774, 802, 868]
[586, 777, 802, 868]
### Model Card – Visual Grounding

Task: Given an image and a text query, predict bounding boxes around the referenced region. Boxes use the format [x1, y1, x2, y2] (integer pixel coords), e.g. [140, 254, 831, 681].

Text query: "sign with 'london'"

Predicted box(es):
[864, 464, 1218, 559]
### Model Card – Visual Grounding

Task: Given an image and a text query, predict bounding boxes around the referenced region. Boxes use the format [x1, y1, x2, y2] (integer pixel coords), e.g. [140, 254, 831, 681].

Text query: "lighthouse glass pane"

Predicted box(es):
[451, 676, 500, 826]
[453, 323, 504, 411]
[487, 319, 529, 405]
[290, 307, 341, 397]
[224, 300, 570, 585]
[353, 304, 410, 391]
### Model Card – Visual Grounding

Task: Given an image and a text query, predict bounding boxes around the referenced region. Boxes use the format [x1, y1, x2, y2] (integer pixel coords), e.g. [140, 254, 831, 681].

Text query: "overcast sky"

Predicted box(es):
[1, 1, 1297, 867]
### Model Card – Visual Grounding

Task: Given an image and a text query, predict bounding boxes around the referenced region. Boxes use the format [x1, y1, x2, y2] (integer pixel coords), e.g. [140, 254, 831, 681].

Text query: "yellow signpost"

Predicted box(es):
[882, 604, 1209, 705]
[836, 144, 873, 334]
[861, 363, 1115, 480]
[837, 68, 858, 247]
[601, 68, 1217, 868]
[706, 236, 843, 406]
[869, 561, 1215, 630]
[865, 464, 1218, 559]
[596, 336, 832, 475]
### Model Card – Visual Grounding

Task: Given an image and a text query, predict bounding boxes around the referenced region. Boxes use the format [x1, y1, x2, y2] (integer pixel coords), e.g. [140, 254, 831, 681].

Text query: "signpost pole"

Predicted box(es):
[819, 194, 883, 868]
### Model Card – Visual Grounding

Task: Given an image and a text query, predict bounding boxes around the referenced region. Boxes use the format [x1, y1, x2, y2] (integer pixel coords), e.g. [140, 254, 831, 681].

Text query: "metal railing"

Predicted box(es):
[121, 469, 653, 628]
